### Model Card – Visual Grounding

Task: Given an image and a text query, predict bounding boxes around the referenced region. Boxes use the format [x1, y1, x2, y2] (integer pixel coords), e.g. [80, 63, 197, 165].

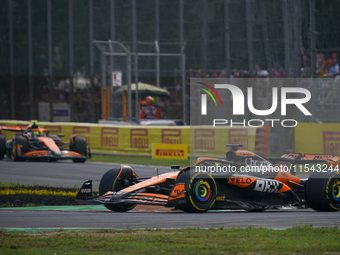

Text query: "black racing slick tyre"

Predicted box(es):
[177, 170, 217, 213]
[99, 167, 137, 212]
[12, 135, 29, 161]
[0, 134, 6, 160]
[70, 136, 87, 163]
[305, 170, 340, 212]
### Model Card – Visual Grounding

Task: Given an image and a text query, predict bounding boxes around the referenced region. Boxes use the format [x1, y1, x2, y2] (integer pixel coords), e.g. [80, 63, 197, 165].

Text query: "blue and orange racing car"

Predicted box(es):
[0, 122, 90, 163]
[76, 144, 340, 212]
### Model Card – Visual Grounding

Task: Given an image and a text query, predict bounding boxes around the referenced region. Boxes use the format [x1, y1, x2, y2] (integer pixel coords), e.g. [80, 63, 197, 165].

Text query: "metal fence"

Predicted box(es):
[1, 0, 340, 124]
[94, 40, 186, 122]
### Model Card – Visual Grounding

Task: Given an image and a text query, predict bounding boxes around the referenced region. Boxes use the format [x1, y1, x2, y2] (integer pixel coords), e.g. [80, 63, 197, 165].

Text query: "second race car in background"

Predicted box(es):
[0, 122, 91, 163]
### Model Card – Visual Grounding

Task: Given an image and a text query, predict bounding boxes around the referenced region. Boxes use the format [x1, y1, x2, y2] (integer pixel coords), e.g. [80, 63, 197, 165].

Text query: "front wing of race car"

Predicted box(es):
[18, 149, 89, 161]
[76, 170, 186, 207]
[101, 191, 170, 206]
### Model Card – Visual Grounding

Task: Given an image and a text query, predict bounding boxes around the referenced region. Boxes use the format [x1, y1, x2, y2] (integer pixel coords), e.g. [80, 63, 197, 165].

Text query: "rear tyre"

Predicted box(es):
[305, 170, 340, 211]
[70, 136, 87, 163]
[99, 167, 137, 212]
[12, 135, 29, 161]
[0, 134, 6, 160]
[177, 170, 217, 213]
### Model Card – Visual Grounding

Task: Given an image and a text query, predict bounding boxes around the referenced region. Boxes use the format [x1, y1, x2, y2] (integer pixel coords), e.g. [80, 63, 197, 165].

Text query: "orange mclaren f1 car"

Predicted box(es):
[76, 144, 340, 212]
[0, 122, 90, 163]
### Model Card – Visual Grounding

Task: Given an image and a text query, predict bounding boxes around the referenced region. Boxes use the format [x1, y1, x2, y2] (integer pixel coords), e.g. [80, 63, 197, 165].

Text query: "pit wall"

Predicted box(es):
[295, 123, 340, 156]
[0, 120, 258, 157]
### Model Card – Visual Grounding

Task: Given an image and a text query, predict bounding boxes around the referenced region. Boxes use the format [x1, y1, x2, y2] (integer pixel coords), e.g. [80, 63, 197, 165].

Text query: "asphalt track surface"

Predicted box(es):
[0, 159, 171, 189]
[1, 159, 340, 230]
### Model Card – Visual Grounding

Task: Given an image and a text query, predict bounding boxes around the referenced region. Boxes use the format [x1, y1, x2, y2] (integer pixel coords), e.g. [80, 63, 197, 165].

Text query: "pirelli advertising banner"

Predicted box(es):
[152, 144, 188, 159]
[190, 126, 256, 158]
[295, 123, 340, 156]
[0, 120, 256, 158]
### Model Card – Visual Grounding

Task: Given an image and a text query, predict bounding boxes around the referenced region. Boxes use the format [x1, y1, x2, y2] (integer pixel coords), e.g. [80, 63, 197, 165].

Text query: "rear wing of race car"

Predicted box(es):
[269, 153, 340, 175]
[280, 153, 340, 162]
[269, 153, 340, 166]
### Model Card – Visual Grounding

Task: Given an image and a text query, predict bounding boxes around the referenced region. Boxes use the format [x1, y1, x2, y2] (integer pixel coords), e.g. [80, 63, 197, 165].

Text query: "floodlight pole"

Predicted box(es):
[101, 52, 106, 119]
[282, 0, 291, 78]
[155, 40, 160, 88]
[9, 0, 15, 119]
[181, 44, 186, 124]
[132, 0, 138, 120]
[309, 0, 316, 77]
[47, 0, 53, 122]
[127, 48, 132, 122]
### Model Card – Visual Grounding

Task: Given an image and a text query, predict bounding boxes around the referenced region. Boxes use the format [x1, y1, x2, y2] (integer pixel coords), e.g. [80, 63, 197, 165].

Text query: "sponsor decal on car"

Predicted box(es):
[254, 180, 281, 193]
[171, 184, 185, 196]
[216, 195, 225, 201]
[79, 188, 91, 193]
[25, 151, 48, 157]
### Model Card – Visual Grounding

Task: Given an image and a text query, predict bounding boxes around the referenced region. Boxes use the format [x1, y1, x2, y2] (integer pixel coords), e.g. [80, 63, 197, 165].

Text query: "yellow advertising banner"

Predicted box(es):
[0, 120, 257, 157]
[99, 126, 190, 155]
[152, 144, 188, 159]
[295, 123, 340, 156]
[190, 126, 256, 157]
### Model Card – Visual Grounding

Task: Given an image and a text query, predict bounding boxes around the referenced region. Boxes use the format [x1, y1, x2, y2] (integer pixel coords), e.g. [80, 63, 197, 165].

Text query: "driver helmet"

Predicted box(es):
[32, 130, 40, 136]
[146, 96, 156, 105]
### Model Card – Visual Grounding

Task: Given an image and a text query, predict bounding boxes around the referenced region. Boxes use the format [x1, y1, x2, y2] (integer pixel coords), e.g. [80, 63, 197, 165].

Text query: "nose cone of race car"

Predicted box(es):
[51, 150, 61, 156]
[38, 137, 61, 155]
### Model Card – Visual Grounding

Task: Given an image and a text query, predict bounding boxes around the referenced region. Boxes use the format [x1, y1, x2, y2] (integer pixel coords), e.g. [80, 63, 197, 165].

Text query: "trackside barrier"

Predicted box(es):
[190, 127, 257, 158]
[254, 125, 271, 158]
[295, 123, 340, 156]
[152, 144, 188, 159]
[0, 120, 260, 157]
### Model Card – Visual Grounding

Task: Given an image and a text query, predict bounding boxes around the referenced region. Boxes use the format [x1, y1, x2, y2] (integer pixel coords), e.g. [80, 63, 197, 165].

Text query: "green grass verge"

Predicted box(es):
[88, 154, 192, 167]
[1, 226, 340, 254]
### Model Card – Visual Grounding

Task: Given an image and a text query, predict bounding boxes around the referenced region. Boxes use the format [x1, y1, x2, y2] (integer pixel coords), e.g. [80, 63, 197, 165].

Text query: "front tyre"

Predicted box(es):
[178, 171, 217, 213]
[70, 136, 87, 163]
[99, 167, 137, 212]
[305, 170, 340, 211]
[12, 135, 29, 161]
[0, 134, 6, 160]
